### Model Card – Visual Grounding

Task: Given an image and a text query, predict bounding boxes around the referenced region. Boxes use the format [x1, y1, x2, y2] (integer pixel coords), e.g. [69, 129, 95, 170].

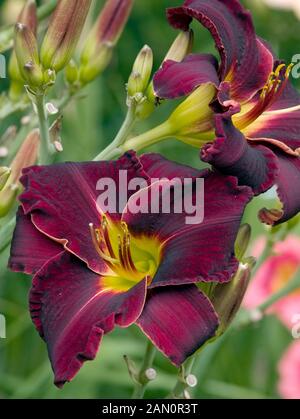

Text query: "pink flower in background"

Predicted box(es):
[244, 236, 300, 329]
[278, 340, 300, 399]
[262, 0, 300, 19]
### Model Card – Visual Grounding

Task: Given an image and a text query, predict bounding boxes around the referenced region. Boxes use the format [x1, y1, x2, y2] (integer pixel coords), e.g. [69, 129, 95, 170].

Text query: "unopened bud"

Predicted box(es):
[0, 167, 11, 191]
[211, 263, 251, 334]
[49, 116, 63, 152]
[40, 0, 92, 72]
[186, 374, 198, 388]
[0, 184, 19, 218]
[234, 223, 251, 262]
[127, 45, 153, 100]
[65, 59, 79, 85]
[79, 0, 133, 84]
[14, 22, 43, 87]
[164, 30, 194, 63]
[9, 0, 38, 88]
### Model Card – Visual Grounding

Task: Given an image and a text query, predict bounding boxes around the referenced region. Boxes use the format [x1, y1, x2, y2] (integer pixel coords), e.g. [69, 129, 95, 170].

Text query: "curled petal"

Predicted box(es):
[123, 170, 253, 286]
[259, 152, 300, 225]
[137, 284, 219, 366]
[30, 252, 147, 387]
[19, 152, 149, 274]
[9, 207, 63, 275]
[153, 54, 219, 99]
[201, 115, 279, 194]
[167, 0, 273, 102]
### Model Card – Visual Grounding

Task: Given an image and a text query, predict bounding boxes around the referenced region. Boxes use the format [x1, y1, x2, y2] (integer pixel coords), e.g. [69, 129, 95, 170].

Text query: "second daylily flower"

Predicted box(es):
[128, 0, 300, 225]
[9, 152, 252, 386]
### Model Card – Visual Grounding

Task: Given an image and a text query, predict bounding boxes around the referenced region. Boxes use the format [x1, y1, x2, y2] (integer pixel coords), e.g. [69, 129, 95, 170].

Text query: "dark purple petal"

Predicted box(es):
[123, 171, 253, 286]
[136, 284, 218, 366]
[9, 207, 63, 275]
[30, 252, 147, 387]
[201, 115, 279, 194]
[167, 0, 274, 102]
[245, 81, 300, 152]
[153, 54, 219, 99]
[259, 152, 300, 225]
[19, 152, 149, 274]
[140, 152, 205, 179]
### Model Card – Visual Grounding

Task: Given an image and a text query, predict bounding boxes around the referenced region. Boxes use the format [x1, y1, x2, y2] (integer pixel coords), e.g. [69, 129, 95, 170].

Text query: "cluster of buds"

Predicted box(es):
[126, 30, 194, 120]
[0, 130, 39, 218]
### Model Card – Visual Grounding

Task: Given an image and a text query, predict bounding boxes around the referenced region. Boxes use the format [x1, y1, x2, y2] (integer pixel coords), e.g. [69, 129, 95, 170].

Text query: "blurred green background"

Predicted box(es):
[0, 0, 300, 399]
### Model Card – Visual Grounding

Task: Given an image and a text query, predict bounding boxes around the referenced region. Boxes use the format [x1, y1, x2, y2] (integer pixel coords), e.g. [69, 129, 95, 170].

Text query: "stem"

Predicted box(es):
[167, 356, 196, 399]
[94, 103, 137, 161]
[131, 341, 156, 399]
[121, 121, 172, 153]
[35, 94, 54, 165]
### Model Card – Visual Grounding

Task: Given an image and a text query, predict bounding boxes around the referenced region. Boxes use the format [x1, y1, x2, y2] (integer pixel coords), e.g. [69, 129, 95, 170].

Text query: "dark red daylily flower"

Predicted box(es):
[154, 0, 300, 225]
[9, 152, 252, 386]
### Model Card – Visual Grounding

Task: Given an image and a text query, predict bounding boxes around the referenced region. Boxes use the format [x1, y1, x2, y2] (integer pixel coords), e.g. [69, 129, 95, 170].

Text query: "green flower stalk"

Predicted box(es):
[40, 0, 92, 73]
[79, 0, 134, 84]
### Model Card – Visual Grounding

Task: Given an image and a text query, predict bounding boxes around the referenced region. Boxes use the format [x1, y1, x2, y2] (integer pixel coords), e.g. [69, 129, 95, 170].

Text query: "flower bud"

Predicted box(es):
[0, 130, 39, 217]
[164, 30, 194, 63]
[167, 83, 216, 145]
[0, 167, 11, 191]
[40, 0, 92, 72]
[79, 0, 133, 84]
[234, 223, 251, 262]
[127, 45, 153, 100]
[211, 264, 251, 335]
[14, 22, 43, 87]
[65, 59, 79, 85]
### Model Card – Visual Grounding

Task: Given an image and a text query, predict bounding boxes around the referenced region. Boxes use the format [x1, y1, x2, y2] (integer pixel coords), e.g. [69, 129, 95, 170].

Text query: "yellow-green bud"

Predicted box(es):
[164, 29, 194, 63]
[0, 129, 39, 217]
[14, 22, 43, 87]
[127, 45, 153, 100]
[211, 263, 251, 335]
[40, 0, 92, 72]
[79, 0, 133, 84]
[234, 223, 251, 262]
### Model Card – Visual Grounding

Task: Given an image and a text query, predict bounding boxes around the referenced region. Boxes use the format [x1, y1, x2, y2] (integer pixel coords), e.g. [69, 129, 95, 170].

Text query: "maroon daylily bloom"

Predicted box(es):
[9, 152, 252, 386]
[154, 0, 300, 225]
